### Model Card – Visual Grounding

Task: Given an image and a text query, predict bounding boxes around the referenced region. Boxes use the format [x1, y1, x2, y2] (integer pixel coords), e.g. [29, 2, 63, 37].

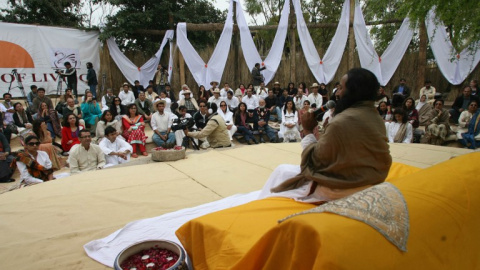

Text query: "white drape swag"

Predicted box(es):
[235, 0, 290, 85]
[176, 0, 234, 87]
[426, 10, 480, 85]
[354, 2, 413, 86]
[107, 30, 175, 87]
[293, 0, 350, 84]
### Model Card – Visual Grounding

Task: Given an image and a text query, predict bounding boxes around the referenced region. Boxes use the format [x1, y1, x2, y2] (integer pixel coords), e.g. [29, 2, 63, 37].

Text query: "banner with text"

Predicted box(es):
[0, 22, 100, 97]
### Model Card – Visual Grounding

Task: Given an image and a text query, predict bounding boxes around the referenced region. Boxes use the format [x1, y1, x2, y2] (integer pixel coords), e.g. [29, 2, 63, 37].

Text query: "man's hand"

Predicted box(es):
[183, 129, 189, 136]
[302, 112, 318, 133]
[258, 120, 266, 127]
[67, 140, 73, 145]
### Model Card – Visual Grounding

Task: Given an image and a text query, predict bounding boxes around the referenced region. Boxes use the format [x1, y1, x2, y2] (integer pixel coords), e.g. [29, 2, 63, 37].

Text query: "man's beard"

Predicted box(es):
[334, 93, 356, 116]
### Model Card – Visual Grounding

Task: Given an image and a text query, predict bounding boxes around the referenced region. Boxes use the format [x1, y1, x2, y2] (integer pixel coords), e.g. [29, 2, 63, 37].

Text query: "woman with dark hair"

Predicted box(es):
[81, 91, 102, 132]
[35, 102, 62, 138]
[111, 97, 127, 120]
[234, 102, 258, 145]
[376, 101, 392, 121]
[287, 82, 297, 96]
[387, 108, 413, 143]
[121, 104, 147, 157]
[425, 99, 451, 145]
[61, 114, 83, 152]
[95, 110, 122, 141]
[402, 97, 419, 128]
[32, 119, 62, 170]
[198, 85, 210, 102]
[279, 100, 301, 142]
[298, 82, 308, 96]
[319, 83, 328, 105]
[235, 84, 246, 98]
[14, 135, 54, 184]
[457, 100, 479, 148]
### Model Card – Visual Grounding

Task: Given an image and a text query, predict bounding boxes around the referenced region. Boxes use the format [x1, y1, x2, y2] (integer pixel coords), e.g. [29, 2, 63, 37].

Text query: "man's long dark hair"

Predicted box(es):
[334, 68, 380, 116]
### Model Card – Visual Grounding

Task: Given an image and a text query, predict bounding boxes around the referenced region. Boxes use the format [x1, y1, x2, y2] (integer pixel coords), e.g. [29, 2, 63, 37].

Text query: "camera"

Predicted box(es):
[171, 117, 195, 132]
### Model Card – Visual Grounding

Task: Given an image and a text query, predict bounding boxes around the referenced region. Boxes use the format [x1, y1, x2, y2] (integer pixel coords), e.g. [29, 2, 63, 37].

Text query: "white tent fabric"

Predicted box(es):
[426, 10, 480, 85]
[168, 39, 174, 83]
[176, 0, 234, 87]
[354, 4, 413, 86]
[235, 0, 289, 85]
[107, 30, 174, 87]
[293, 0, 350, 84]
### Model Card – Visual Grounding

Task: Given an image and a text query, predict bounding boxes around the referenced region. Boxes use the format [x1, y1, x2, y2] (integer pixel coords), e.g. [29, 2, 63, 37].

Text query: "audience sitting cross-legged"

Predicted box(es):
[151, 100, 175, 149]
[15, 135, 54, 184]
[279, 100, 301, 142]
[96, 110, 122, 142]
[32, 119, 63, 170]
[254, 99, 278, 143]
[457, 100, 479, 149]
[61, 113, 83, 153]
[424, 99, 451, 145]
[174, 106, 195, 147]
[122, 104, 148, 157]
[99, 126, 132, 167]
[387, 108, 413, 143]
[218, 101, 237, 141]
[234, 102, 258, 145]
[68, 129, 105, 174]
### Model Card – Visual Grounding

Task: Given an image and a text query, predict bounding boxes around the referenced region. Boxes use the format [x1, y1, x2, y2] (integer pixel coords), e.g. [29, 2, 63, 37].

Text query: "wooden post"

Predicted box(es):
[416, 21, 427, 99]
[289, 0, 296, 83]
[348, 0, 355, 70]
[233, 1, 240, 87]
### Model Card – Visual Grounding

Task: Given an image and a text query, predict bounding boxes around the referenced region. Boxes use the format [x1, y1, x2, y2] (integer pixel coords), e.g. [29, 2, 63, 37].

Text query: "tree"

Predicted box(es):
[0, 0, 84, 28]
[100, 0, 226, 54]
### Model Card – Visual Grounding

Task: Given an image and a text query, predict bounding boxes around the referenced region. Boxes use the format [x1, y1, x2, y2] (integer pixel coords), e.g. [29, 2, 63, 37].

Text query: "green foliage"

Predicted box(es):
[100, 0, 226, 54]
[0, 0, 84, 27]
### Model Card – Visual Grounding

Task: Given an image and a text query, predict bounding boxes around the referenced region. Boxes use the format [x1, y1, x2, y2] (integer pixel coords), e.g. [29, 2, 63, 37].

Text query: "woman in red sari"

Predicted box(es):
[61, 113, 83, 152]
[122, 104, 147, 158]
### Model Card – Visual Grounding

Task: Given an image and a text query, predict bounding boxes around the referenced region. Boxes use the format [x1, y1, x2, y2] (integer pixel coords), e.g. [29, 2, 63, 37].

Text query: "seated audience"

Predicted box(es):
[122, 104, 148, 157]
[279, 100, 301, 142]
[164, 84, 177, 103]
[224, 90, 239, 112]
[377, 101, 393, 121]
[132, 80, 144, 99]
[459, 109, 480, 149]
[174, 105, 195, 147]
[209, 81, 219, 95]
[81, 92, 102, 133]
[392, 78, 410, 107]
[307, 83, 322, 107]
[278, 88, 292, 110]
[135, 91, 153, 122]
[1, 93, 15, 129]
[256, 82, 268, 99]
[56, 88, 74, 114]
[319, 83, 328, 105]
[15, 135, 54, 184]
[145, 85, 158, 103]
[450, 85, 479, 124]
[96, 110, 122, 142]
[402, 97, 420, 142]
[63, 97, 85, 127]
[158, 91, 172, 113]
[185, 102, 231, 148]
[178, 84, 189, 100]
[198, 85, 210, 102]
[293, 89, 307, 112]
[419, 80, 436, 104]
[218, 101, 237, 141]
[13, 102, 34, 138]
[151, 100, 175, 149]
[61, 114, 83, 152]
[234, 102, 258, 145]
[32, 88, 54, 112]
[111, 97, 126, 120]
[208, 89, 224, 107]
[387, 108, 413, 143]
[242, 89, 259, 110]
[68, 130, 105, 174]
[35, 101, 62, 138]
[32, 120, 62, 170]
[298, 100, 311, 137]
[192, 101, 209, 149]
[286, 82, 297, 96]
[457, 100, 479, 144]
[265, 89, 281, 123]
[375, 86, 391, 107]
[220, 82, 232, 98]
[101, 88, 116, 112]
[99, 126, 132, 167]
[234, 84, 246, 99]
[425, 99, 451, 145]
[27, 85, 38, 110]
[271, 82, 282, 97]
[416, 94, 432, 126]
[254, 99, 277, 143]
[298, 82, 308, 96]
[118, 83, 135, 106]
[178, 89, 199, 115]
[0, 131, 14, 183]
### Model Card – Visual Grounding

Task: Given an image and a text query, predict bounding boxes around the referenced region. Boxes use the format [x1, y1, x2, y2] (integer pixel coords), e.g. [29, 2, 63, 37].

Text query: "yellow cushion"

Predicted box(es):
[176, 155, 480, 270]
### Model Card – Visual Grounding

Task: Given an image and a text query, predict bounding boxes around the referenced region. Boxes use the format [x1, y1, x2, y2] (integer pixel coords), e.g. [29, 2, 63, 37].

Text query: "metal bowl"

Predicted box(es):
[113, 240, 186, 270]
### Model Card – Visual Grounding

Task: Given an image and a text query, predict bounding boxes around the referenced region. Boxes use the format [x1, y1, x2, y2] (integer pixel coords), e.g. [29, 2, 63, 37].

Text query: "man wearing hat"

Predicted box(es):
[209, 80, 219, 95]
[208, 88, 224, 107]
[178, 84, 189, 100]
[272, 82, 283, 97]
[118, 83, 135, 106]
[178, 89, 199, 115]
[308, 83, 323, 108]
[184, 102, 231, 149]
[151, 100, 176, 148]
[56, 61, 78, 98]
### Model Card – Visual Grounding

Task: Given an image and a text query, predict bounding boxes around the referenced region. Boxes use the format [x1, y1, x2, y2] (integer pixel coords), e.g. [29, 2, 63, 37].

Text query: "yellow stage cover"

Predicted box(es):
[176, 153, 480, 270]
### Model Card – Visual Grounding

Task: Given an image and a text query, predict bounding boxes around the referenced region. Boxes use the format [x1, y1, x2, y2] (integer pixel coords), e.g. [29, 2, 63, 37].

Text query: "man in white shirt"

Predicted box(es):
[225, 91, 239, 112]
[1, 93, 15, 125]
[308, 83, 323, 108]
[208, 88, 224, 107]
[293, 89, 307, 110]
[145, 85, 158, 103]
[151, 100, 176, 148]
[118, 83, 135, 106]
[16, 135, 53, 184]
[256, 82, 268, 99]
[99, 126, 132, 167]
[68, 130, 106, 174]
[220, 82, 231, 98]
[101, 88, 116, 112]
[242, 88, 259, 110]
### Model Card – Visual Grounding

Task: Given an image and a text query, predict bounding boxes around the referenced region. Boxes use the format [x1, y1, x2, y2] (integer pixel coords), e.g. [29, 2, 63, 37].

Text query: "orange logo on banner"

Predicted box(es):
[0, 41, 35, 68]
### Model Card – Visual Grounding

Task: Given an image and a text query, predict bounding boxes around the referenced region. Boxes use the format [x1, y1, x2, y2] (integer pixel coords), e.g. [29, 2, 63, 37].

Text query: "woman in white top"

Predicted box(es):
[218, 101, 237, 141]
[96, 110, 123, 142]
[387, 108, 413, 143]
[279, 100, 301, 142]
[456, 100, 478, 139]
[15, 135, 54, 184]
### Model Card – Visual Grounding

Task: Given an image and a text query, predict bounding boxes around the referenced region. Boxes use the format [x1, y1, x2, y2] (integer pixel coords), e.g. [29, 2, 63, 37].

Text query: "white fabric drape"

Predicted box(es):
[168, 39, 174, 83]
[426, 10, 480, 85]
[235, 0, 289, 85]
[107, 30, 174, 87]
[354, 3, 413, 86]
[293, 0, 350, 84]
[176, 0, 234, 87]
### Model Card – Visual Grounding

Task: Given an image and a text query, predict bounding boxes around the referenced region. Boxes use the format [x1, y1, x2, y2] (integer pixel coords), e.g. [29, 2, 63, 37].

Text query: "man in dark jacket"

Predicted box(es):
[251, 63, 266, 91]
[450, 85, 479, 123]
[392, 78, 411, 107]
[86, 62, 98, 98]
[57, 62, 78, 98]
